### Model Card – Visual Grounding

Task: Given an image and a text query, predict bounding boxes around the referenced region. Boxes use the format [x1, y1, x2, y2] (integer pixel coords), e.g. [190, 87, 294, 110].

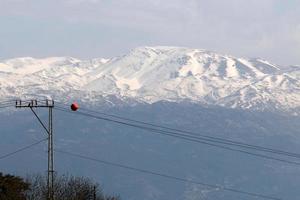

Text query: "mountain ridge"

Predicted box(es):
[1, 46, 299, 112]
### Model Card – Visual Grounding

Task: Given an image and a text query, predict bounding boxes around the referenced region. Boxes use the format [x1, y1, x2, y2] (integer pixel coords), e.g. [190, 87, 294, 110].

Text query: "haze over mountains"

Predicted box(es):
[1, 46, 299, 113]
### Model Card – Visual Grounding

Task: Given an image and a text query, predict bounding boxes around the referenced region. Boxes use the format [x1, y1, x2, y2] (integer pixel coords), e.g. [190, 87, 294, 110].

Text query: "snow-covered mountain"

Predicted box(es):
[1, 46, 299, 112]
[2, 46, 300, 200]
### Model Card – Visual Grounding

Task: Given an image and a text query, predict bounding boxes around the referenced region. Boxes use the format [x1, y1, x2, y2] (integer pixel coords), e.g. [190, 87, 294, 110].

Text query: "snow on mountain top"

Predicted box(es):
[0, 57, 82, 74]
[0, 46, 299, 112]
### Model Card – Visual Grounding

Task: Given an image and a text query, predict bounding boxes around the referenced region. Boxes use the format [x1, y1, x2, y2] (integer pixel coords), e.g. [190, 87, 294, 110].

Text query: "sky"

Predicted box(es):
[0, 0, 299, 65]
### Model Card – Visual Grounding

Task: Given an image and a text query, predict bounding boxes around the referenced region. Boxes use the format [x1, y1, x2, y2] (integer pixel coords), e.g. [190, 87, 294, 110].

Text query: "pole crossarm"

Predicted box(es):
[15, 99, 54, 108]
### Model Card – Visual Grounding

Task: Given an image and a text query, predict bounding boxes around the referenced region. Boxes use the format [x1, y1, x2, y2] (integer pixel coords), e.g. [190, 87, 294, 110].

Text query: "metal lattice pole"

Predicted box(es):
[48, 106, 54, 200]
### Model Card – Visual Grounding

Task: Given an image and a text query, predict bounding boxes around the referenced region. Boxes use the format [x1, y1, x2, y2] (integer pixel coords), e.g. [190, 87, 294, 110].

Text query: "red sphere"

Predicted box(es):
[71, 102, 79, 111]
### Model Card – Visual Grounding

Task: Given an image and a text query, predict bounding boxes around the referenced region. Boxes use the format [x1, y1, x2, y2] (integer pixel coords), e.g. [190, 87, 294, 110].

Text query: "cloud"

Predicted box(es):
[0, 0, 299, 65]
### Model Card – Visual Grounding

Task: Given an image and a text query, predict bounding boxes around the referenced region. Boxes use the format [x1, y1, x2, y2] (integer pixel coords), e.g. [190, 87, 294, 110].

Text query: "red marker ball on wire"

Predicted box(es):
[71, 102, 79, 111]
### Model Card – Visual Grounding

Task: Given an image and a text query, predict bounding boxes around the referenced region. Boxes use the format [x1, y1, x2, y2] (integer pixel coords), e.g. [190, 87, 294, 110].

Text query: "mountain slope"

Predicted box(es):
[1, 46, 299, 112]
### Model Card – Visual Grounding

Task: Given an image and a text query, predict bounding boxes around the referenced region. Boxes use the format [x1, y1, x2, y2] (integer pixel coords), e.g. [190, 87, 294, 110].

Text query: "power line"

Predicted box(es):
[0, 105, 13, 109]
[54, 107, 300, 166]
[0, 101, 14, 108]
[54, 106, 300, 164]
[55, 103, 300, 159]
[0, 99, 15, 104]
[0, 138, 47, 160]
[56, 149, 282, 200]
[0, 99, 28, 105]
[0, 101, 13, 105]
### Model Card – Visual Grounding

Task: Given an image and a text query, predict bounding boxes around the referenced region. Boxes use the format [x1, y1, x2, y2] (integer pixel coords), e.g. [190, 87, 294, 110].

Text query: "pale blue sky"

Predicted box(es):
[0, 0, 299, 65]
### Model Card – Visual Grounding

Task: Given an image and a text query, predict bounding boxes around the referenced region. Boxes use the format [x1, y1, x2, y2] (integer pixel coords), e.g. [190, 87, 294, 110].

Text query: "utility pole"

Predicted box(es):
[16, 99, 54, 200]
[93, 185, 96, 200]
